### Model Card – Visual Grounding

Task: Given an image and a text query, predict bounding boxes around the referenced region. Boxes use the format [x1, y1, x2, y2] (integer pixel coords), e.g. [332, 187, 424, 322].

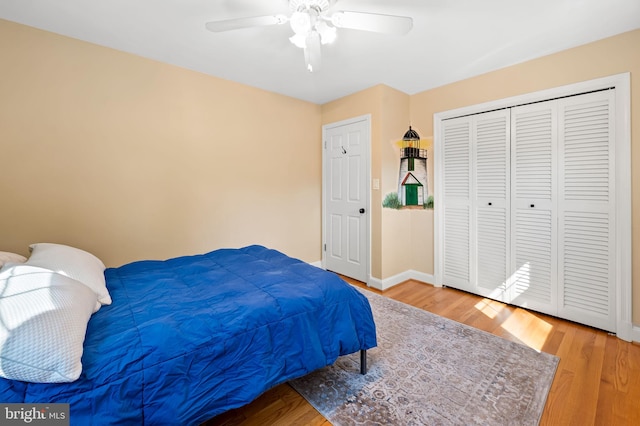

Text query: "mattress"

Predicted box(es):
[0, 245, 377, 425]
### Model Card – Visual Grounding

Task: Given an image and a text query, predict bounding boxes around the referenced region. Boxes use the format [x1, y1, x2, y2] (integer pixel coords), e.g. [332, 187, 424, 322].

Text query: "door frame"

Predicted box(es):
[433, 73, 632, 341]
[321, 114, 371, 284]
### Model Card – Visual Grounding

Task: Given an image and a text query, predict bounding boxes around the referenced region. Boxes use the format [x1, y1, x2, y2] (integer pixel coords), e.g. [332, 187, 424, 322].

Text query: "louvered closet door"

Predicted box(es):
[510, 102, 558, 315]
[473, 110, 510, 301]
[557, 90, 616, 332]
[441, 117, 473, 292]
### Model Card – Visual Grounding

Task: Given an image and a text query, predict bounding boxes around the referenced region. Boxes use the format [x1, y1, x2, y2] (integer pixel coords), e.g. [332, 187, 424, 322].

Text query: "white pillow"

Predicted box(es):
[0, 252, 27, 268]
[26, 243, 111, 311]
[0, 264, 98, 383]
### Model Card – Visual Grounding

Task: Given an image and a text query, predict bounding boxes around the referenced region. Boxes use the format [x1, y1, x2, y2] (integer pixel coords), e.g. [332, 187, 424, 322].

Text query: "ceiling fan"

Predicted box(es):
[205, 0, 413, 72]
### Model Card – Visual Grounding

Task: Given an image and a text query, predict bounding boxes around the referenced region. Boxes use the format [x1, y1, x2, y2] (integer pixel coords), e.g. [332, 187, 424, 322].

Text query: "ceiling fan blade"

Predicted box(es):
[205, 15, 287, 32]
[330, 11, 413, 35]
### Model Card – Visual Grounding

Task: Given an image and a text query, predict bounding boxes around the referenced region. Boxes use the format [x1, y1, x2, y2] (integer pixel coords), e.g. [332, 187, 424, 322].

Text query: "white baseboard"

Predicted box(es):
[368, 270, 434, 291]
[311, 262, 435, 292]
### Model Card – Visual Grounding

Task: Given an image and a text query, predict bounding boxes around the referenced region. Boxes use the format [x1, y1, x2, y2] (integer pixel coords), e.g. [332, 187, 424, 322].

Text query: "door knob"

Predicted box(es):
[359, 208, 365, 214]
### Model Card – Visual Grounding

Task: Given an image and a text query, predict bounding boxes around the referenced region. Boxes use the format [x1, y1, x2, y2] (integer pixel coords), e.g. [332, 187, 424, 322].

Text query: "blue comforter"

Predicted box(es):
[0, 245, 377, 425]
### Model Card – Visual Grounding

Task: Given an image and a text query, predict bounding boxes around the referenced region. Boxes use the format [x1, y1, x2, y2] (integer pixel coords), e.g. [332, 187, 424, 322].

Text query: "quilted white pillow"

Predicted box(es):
[26, 243, 111, 312]
[0, 264, 98, 383]
[0, 252, 27, 268]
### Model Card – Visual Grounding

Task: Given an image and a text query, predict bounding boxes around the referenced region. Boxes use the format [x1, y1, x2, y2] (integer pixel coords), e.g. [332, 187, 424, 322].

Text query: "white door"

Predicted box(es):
[442, 110, 511, 300]
[510, 101, 559, 315]
[323, 116, 370, 282]
[473, 110, 511, 301]
[557, 90, 616, 332]
[441, 116, 473, 292]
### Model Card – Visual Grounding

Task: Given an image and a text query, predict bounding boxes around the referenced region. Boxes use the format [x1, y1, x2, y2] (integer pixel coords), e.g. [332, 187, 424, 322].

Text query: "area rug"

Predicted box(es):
[289, 288, 559, 425]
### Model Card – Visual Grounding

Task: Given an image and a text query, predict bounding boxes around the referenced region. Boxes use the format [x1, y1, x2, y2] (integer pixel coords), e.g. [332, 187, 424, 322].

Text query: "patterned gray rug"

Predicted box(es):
[290, 288, 559, 425]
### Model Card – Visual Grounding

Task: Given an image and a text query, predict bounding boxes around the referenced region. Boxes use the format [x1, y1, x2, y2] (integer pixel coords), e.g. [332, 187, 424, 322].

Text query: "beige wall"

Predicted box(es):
[0, 19, 322, 267]
[378, 87, 422, 280]
[2, 17, 637, 323]
[321, 85, 423, 281]
[410, 28, 640, 323]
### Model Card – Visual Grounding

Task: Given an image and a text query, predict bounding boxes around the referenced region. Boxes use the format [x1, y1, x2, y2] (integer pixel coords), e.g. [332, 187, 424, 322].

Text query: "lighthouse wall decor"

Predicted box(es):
[383, 126, 433, 210]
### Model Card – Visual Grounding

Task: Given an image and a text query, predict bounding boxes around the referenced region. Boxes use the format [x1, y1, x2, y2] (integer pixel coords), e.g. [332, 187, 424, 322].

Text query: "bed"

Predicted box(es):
[0, 244, 377, 425]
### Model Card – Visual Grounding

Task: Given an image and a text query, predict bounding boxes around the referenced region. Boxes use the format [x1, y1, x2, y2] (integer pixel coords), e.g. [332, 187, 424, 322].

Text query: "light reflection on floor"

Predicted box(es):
[474, 298, 553, 352]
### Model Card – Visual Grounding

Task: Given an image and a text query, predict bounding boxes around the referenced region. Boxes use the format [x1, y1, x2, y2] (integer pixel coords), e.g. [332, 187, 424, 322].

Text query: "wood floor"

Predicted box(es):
[205, 278, 640, 426]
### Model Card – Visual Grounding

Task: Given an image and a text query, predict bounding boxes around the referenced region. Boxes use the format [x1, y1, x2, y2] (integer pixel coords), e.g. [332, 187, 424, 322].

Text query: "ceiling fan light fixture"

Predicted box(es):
[290, 11, 312, 34]
[316, 20, 337, 44]
[289, 6, 337, 51]
[289, 32, 307, 48]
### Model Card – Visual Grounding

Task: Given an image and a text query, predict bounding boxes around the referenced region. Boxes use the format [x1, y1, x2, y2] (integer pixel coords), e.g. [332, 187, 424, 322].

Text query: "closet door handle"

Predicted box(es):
[488, 202, 492, 206]
[530, 204, 535, 208]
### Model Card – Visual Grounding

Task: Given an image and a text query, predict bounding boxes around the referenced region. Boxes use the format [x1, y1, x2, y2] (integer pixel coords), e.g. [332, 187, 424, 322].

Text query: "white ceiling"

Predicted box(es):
[1, 0, 639, 104]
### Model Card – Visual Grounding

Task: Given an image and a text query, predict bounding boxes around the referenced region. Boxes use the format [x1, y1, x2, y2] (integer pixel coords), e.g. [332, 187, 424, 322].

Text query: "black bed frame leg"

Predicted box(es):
[360, 350, 367, 375]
